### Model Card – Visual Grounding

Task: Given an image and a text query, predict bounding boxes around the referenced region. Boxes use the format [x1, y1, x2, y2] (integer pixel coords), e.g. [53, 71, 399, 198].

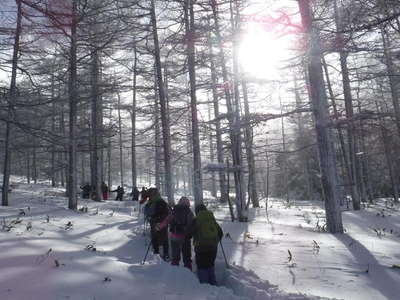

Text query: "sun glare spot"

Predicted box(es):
[239, 23, 290, 79]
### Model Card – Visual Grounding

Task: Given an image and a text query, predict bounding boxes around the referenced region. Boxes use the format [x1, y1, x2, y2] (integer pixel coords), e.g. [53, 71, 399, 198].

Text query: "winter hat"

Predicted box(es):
[195, 204, 207, 215]
[178, 196, 190, 207]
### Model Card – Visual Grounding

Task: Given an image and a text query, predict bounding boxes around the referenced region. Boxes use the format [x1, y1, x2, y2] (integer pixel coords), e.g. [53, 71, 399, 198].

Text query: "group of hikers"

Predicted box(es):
[80, 183, 223, 285]
[140, 187, 223, 286]
[80, 183, 144, 202]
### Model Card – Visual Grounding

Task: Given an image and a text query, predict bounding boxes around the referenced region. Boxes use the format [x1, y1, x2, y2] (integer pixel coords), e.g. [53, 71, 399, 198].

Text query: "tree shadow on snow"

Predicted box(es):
[334, 234, 400, 300]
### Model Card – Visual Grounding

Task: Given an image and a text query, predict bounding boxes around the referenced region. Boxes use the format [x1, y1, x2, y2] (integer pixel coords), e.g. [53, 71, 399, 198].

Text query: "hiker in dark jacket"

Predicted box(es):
[80, 183, 91, 199]
[157, 196, 194, 269]
[131, 186, 140, 201]
[186, 204, 223, 285]
[111, 186, 125, 201]
[146, 188, 170, 260]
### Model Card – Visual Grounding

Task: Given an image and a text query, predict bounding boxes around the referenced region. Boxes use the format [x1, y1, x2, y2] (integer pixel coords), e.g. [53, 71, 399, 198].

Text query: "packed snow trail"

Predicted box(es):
[0, 180, 332, 300]
[2, 179, 400, 299]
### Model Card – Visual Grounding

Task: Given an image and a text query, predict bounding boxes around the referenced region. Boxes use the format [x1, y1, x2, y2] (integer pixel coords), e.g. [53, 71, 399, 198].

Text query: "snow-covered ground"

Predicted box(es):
[1, 178, 399, 300]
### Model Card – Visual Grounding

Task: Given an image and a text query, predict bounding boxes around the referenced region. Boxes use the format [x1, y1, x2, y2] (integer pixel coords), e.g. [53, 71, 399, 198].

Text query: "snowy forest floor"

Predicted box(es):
[1, 178, 400, 300]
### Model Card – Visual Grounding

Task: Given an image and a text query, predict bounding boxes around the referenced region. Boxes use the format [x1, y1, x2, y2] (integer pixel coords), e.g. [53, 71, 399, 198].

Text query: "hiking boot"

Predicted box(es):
[171, 259, 179, 266]
[162, 254, 169, 262]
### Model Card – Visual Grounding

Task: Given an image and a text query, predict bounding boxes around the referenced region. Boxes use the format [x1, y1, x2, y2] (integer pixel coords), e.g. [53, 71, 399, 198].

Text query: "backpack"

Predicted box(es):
[144, 203, 155, 219]
[195, 210, 219, 248]
[170, 205, 189, 234]
[147, 199, 169, 222]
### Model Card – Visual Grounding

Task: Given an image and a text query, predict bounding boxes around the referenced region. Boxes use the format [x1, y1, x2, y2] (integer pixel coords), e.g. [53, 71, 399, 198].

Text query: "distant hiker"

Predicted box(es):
[139, 186, 149, 204]
[187, 204, 223, 285]
[145, 188, 170, 260]
[131, 186, 140, 202]
[157, 196, 194, 269]
[112, 185, 125, 201]
[80, 183, 91, 199]
[101, 182, 109, 200]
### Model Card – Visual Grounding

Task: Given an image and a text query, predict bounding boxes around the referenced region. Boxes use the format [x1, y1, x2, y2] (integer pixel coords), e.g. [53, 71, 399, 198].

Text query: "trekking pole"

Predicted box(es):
[141, 240, 152, 265]
[143, 217, 147, 236]
[219, 240, 229, 268]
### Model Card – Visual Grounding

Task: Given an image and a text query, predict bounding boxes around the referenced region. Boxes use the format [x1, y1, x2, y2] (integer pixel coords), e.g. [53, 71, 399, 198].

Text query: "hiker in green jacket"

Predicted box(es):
[145, 188, 170, 260]
[186, 204, 223, 285]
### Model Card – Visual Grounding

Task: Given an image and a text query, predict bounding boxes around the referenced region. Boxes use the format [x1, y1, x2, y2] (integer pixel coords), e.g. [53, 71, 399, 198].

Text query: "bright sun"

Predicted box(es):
[239, 23, 290, 79]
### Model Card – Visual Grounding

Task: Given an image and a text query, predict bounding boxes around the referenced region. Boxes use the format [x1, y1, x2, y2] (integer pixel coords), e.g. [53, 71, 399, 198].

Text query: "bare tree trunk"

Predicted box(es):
[154, 79, 161, 191]
[334, 1, 361, 210]
[298, 0, 343, 233]
[264, 134, 270, 211]
[354, 83, 370, 202]
[184, 0, 203, 206]
[279, 92, 289, 203]
[185, 116, 193, 195]
[207, 103, 217, 198]
[322, 57, 353, 205]
[241, 78, 259, 207]
[107, 117, 112, 191]
[26, 151, 31, 184]
[2, 0, 22, 206]
[131, 46, 138, 188]
[51, 73, 56, 187]
[67, 0, 78, 209]
[294, 77, 312, 199]
[382, 29, 400, 137]
[32, 144, 37, 184]
[376, 91, 400, 203]
[90, 49, 102, 201]
[183, 166, 187, 194]
[211, 0, 246, 221]
[226, 159, 235, 222]
[208, 31, 227, 202]
[231, 0, 247, 221]
[60, 101, 66, 188]
[117, 92, 124, 187]
[150, 0, 174, 204]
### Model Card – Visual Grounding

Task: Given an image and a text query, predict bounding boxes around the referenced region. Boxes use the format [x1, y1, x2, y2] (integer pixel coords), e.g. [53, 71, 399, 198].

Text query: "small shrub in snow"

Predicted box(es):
[85, 244, 97, 251]
[373, 228, 385, 238]
[35, 248, 52, 265]
[78, 206, 88, 213]
[65, 221, 73, 230]
[225, 232, 233, 241]
[287, 250, 293, 263]
[54, 259, 65, 267]
[312, 240, 320, 254]
[392, 264, 400, 269]
[376, 210, 386, 217]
